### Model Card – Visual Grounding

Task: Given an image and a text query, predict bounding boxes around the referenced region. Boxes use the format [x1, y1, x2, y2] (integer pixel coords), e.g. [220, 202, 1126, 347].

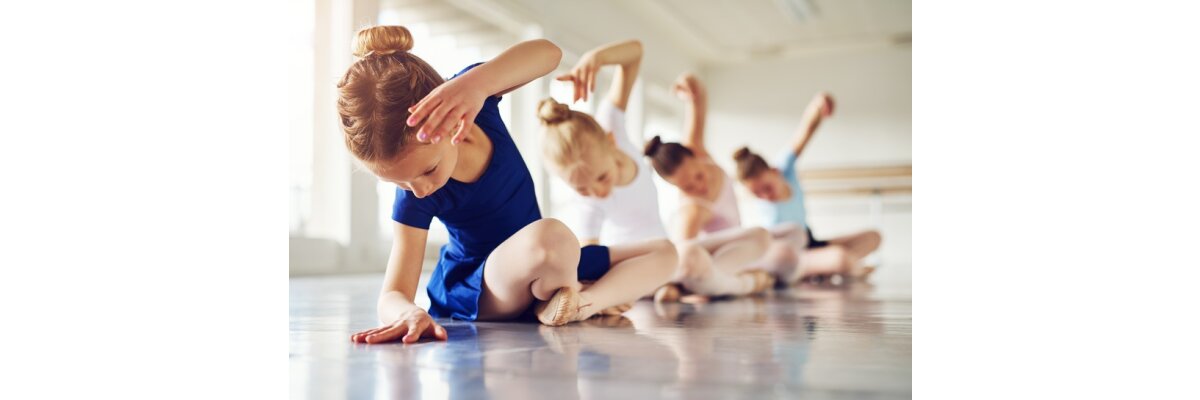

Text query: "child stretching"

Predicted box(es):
[643, 73, 807, 288]
[538, 39, 773, 303]
[339, 26, 676, 344]
[732, 92, 881, 282]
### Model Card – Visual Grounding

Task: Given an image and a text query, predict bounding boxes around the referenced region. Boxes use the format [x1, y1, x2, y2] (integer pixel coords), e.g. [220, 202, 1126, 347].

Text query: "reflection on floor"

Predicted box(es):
[290, 274, 911, 399]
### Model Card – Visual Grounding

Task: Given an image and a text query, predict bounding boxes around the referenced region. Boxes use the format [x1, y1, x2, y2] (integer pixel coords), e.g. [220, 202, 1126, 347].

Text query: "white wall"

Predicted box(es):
[704, 46, 912, 172]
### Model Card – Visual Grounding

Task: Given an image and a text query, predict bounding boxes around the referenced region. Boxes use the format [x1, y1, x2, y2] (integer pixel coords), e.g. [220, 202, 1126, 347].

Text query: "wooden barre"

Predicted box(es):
[804, 186, 911, 197]
[799, 165, 911, 180]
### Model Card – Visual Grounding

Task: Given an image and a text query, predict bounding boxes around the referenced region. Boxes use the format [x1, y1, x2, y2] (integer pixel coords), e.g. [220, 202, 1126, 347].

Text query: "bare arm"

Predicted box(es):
[556, 39, 643, 108]
[409, 39, 564, 143]
[604, 40, 643, 110]
[789, 92, 835, 158]
[476, 39, 565, 97]
[377, 222, 430, 323]
[349, 222, 448, 344]
[675, 203, 712, 241]
[673, 73, 709, 158]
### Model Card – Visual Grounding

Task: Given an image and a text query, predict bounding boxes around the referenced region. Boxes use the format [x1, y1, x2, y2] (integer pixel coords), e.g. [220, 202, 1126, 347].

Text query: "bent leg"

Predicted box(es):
[826, 230, 881, 262]
[580, 239, 677, 312]
[476, 219, 582, 321]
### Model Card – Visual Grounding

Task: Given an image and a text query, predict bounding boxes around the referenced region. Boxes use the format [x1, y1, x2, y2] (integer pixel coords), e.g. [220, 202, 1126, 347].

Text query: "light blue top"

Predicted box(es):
[757, 151, 807, 227]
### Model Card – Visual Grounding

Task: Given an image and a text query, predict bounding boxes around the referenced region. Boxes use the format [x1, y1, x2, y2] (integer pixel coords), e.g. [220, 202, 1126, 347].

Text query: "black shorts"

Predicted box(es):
[806, 226, 830, 249]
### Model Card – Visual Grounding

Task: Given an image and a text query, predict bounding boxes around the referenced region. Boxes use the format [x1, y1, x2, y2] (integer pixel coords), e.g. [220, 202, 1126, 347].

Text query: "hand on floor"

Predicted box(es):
[350, 308, 448, 344]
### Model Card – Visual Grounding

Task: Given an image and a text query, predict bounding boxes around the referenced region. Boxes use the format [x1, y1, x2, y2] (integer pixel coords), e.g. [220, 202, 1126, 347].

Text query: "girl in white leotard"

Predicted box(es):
[644, 73, 807, 287]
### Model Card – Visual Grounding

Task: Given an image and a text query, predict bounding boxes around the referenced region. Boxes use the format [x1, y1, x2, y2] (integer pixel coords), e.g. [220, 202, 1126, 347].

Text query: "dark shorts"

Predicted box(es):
[806, 226, 830, 249]
[576, 244, 613, 281]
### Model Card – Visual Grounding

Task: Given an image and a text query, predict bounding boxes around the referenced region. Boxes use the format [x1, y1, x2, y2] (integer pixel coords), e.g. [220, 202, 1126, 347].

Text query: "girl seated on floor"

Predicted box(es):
[732, 92, 881, 282]
[340, 26, 677, 344]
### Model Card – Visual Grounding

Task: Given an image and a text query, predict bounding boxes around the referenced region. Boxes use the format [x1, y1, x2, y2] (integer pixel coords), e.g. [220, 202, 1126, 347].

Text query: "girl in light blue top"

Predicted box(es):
[732, 93, 881, 283]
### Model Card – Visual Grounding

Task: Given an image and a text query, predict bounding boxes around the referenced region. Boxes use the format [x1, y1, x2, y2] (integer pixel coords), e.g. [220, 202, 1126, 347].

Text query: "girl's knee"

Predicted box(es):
[676, 243, 712, 279]
[647, 239, 679, 280]
[650, 239, 679, 266]
[523, 219, 580, 273]
[749, 227, 770, 242]
[743, 227, 771, 253]
[864, 230, 882, 249]
[768, 241, 799, 266]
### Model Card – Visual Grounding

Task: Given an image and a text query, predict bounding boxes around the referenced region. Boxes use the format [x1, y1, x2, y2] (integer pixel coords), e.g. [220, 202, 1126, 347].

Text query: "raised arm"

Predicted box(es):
[350, 222, 448, 344]
[788, 92, 835, 158]
[409, 39, 564, 144]
[675, 203, 712, 241]
[673, 73, 709, 158]
[556, 39, 643, 109]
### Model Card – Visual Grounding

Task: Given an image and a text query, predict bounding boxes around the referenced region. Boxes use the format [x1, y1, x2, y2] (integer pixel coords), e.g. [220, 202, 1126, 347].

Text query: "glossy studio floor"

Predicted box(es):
[290, 269, 911, 400]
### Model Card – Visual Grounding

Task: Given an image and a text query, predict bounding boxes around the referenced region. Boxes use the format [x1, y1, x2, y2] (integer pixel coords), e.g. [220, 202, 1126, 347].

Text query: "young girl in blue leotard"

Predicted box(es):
[732, 93, 881, 282]
[339, 26, 677, 344]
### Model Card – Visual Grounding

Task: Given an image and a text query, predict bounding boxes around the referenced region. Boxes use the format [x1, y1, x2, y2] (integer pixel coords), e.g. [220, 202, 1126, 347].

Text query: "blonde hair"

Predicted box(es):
[538, 98, 611, 167]
[336, 25, 444, 165]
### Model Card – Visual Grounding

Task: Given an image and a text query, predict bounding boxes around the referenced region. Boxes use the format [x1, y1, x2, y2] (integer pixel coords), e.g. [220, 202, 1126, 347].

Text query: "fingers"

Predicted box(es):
[587, 67, 597, 97]
[431, 108, 463, 142]
[365, 324, 408, 344]
[574, 74, 583, 103]
[432, 324, 448, 341]
[580, 68, 590, 102]
[556, 74, 574, 82]
[419, 104, 458, 143]
[350, 326, 388, 343]
[452, 111, 478, 145]
[407, 96, 443, 135]
[450, 118, 468, 145]
[402, 320, 427, 343]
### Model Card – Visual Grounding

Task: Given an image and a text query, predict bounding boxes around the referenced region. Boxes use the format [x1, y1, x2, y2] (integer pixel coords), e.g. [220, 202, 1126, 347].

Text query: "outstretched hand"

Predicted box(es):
[350, 308, 448, 344]
[809, 92, 835, 117]
[671, 73, 703, 101]
[556, 51, 603, 103]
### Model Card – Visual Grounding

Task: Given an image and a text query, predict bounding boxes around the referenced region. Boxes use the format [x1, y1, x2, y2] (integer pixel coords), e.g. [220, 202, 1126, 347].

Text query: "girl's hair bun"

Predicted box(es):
[352, 25, 414, 58]
[733, 146, 752, 161]
[643, 135, 663, 157]
[537, 98, 571, 124]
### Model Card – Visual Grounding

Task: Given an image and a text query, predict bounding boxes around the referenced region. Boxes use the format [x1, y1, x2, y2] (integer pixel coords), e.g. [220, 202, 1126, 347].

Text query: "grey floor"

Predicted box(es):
[290, 273, 911, 399]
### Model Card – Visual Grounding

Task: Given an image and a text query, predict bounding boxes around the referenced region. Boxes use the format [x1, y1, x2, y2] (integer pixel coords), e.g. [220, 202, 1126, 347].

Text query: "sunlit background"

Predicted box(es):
[288, 0, 911, 289]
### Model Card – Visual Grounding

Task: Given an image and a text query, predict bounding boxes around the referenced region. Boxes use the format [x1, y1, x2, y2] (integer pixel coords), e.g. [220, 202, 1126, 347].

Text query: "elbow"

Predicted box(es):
[628, 39, 644, 57]
[534, 39, 563, 74]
